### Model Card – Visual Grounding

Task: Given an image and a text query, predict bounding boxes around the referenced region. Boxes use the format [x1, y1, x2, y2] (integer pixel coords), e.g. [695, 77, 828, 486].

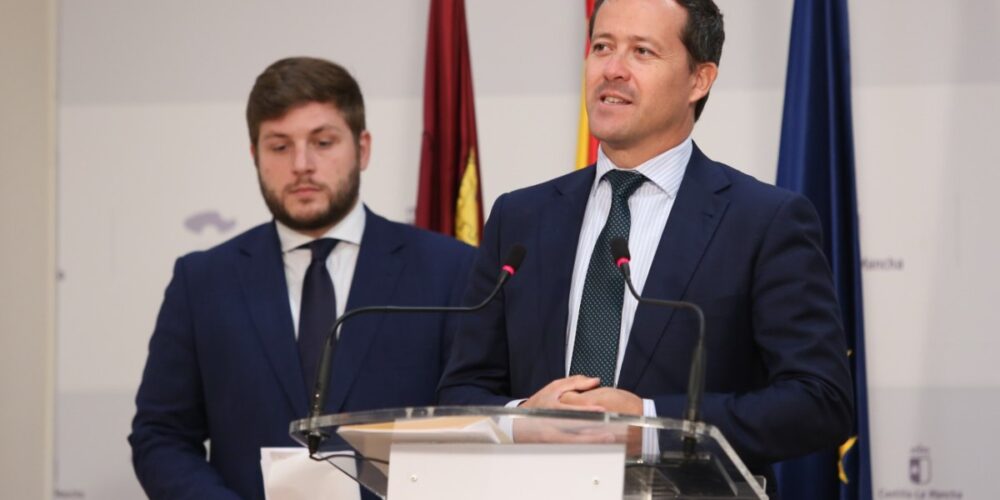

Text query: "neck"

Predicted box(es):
[295, 225, 336, 240]
[600, 125, 693, 169]
[284, 199, 361, 240]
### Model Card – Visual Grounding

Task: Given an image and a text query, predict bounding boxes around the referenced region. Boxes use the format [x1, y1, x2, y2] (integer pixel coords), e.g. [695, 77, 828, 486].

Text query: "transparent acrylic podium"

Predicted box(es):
[290, 406, 767, 500]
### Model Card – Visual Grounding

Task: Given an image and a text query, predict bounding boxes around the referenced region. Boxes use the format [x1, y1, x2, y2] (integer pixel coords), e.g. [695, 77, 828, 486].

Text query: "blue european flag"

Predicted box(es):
[773, 1, 872, 499]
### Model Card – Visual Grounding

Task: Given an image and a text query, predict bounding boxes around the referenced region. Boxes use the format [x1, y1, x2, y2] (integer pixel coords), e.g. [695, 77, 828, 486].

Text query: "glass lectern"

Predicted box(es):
[290, 406, 767, 500]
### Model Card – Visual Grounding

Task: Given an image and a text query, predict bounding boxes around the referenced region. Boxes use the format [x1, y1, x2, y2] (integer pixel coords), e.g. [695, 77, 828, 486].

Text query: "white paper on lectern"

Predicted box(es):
[260, 447, 360, 500]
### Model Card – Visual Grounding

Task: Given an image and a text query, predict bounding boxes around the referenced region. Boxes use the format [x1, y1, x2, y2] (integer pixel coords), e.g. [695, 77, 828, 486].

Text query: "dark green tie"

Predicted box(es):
[569, 169, 646, 387]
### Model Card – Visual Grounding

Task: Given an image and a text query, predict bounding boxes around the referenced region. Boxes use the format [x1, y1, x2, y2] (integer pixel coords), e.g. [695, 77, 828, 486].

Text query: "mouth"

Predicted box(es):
[597, 86, 634, 106]
[600, 94, 632, 105]
[288, 184, 323, 196]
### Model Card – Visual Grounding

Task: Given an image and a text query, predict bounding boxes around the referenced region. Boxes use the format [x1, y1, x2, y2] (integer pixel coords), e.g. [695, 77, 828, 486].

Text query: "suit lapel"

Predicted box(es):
[618, 145, 731, 391]
[237, 223, 308, 417]
[537, 168, 595, 381]
[324, 208, 405, 412]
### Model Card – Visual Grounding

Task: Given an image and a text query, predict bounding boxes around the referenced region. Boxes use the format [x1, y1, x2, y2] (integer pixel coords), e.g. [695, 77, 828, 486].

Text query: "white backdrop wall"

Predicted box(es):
[851, 2, 1000, 497]
[54, 0, 1000, 498]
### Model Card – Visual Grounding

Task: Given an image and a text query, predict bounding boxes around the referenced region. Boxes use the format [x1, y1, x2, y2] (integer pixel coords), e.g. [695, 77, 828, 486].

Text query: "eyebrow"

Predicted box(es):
[592, 32, 663, 49]
[260, 124, 341, 141]
[308, 124, 339, 135]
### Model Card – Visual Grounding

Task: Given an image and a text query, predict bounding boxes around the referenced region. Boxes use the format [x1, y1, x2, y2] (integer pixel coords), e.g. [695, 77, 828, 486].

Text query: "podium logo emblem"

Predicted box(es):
[908, 446, 931, 485]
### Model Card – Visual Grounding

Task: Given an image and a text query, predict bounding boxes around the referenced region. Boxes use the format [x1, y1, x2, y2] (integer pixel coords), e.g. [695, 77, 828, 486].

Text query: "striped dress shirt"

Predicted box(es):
[565, 137, 692, 388]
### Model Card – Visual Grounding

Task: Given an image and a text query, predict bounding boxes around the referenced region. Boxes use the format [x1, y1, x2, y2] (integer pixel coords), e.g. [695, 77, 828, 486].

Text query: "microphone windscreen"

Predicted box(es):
[503, 244, 527, 271]
[610, 237, 630, 262]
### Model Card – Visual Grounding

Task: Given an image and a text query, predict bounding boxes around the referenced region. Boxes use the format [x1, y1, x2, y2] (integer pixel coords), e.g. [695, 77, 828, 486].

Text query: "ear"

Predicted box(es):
[689, 62, 718, 104]
[357, 130, 372, 171]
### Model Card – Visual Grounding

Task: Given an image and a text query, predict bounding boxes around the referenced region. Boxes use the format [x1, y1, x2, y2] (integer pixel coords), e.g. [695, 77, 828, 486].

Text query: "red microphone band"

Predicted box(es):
[615, 257, 630, 268]
[502, 265, 516, 276]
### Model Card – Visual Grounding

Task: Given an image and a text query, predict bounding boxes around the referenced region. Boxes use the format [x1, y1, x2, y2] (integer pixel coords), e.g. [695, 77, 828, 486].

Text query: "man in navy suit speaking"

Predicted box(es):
[129, 57, 475, 499]
[438, 0, 853, 489]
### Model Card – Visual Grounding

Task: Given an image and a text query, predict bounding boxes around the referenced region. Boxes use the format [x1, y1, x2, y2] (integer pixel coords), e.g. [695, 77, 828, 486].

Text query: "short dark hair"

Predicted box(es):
[246, 57, 366, 147]
[590, 0, 724, 120]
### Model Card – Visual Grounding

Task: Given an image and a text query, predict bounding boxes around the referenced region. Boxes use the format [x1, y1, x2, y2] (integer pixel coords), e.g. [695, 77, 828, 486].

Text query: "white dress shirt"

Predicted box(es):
[565, 138, 692, 387]
[275, 200, 366, 339]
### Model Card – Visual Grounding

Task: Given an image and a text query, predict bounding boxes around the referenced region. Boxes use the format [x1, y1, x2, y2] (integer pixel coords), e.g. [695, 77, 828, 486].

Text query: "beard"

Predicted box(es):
[258, 158, 361, 233]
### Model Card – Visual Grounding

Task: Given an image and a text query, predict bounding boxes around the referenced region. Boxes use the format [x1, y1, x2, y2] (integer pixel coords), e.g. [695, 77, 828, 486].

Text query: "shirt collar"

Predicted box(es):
[275, 199, 366, 254]
[594, 136, 692, 199]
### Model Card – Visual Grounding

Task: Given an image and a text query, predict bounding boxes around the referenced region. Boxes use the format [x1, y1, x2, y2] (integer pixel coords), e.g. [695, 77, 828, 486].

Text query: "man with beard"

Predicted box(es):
[439, 0, 853, 493]
[129, 57, 475, 500]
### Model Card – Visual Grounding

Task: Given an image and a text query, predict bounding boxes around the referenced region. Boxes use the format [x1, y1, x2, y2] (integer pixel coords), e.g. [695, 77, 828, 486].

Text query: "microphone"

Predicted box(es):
[610, 237, 706, 457]
[306, 244, 527, 456]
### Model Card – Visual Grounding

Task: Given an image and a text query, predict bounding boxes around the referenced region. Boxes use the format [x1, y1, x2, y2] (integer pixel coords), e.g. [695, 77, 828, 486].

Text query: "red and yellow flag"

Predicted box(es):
[416, 0, 483, 246]
[575, 0, 600, 169]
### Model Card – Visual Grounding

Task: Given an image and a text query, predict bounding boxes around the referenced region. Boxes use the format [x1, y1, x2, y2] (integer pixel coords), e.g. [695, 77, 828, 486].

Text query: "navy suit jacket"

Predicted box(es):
[439, 145, 854, 479]
[130, 208, 475, 500]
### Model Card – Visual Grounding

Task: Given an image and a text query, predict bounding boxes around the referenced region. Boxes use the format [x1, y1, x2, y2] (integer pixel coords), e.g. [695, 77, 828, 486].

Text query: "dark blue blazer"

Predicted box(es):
[130, 208, 475, 500]
[439, 145, 854, 478]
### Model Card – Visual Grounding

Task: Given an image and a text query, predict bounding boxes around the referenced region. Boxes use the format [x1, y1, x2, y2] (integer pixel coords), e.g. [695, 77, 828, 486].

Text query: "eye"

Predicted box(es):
[315, 137, 336, 148]
[635, 46, 654, 56]
[591, 42, 609, 53]
[268, 143, 288, 153]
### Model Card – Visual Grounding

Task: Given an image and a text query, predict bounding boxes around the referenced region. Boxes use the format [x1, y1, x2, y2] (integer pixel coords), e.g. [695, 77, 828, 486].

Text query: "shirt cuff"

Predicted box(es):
[498, 399, 526, 439]
[642, 398, 657, 417]
[641, 398, 660, 459]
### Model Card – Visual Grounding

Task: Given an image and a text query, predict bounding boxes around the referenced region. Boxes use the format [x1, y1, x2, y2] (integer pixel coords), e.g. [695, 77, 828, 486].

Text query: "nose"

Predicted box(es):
[602, 51, 630, 81]
[291, 143, 313, 174]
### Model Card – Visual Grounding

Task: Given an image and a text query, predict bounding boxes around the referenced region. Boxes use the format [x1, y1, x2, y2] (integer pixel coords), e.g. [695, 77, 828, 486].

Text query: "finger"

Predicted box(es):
[562, 375, 602, 392]
[544, 427, 617, 444]
[552, 401, 606, 413]
[560, 389, 613, 408]
[547, 375, 600, 392]
[572, 426, 626, 443]
[521, 397, 566, 410]
[558, 391, 596, 407]
[558, 391, 583, 404]
[556, 433, 616, 444]
[570, 431, 618, 444]
[524, 381, 576, 408]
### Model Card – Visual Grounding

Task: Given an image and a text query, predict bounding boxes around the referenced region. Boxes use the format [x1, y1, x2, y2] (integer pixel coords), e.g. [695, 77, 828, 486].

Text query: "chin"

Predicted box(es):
[592, 132, 627, 148]
[286, 199, 326, 214]
[292, 210, 331, 226]
[590, 121, 626, 140]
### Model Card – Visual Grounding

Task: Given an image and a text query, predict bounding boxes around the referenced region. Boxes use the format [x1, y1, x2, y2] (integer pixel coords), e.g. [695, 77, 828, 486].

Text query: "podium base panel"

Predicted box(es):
[387, 443, 625, 500]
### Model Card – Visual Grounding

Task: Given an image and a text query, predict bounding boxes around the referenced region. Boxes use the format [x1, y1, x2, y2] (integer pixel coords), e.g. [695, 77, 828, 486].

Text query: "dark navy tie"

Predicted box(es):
[298, 238, 339, 389]
[569, 170, 646, 387]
